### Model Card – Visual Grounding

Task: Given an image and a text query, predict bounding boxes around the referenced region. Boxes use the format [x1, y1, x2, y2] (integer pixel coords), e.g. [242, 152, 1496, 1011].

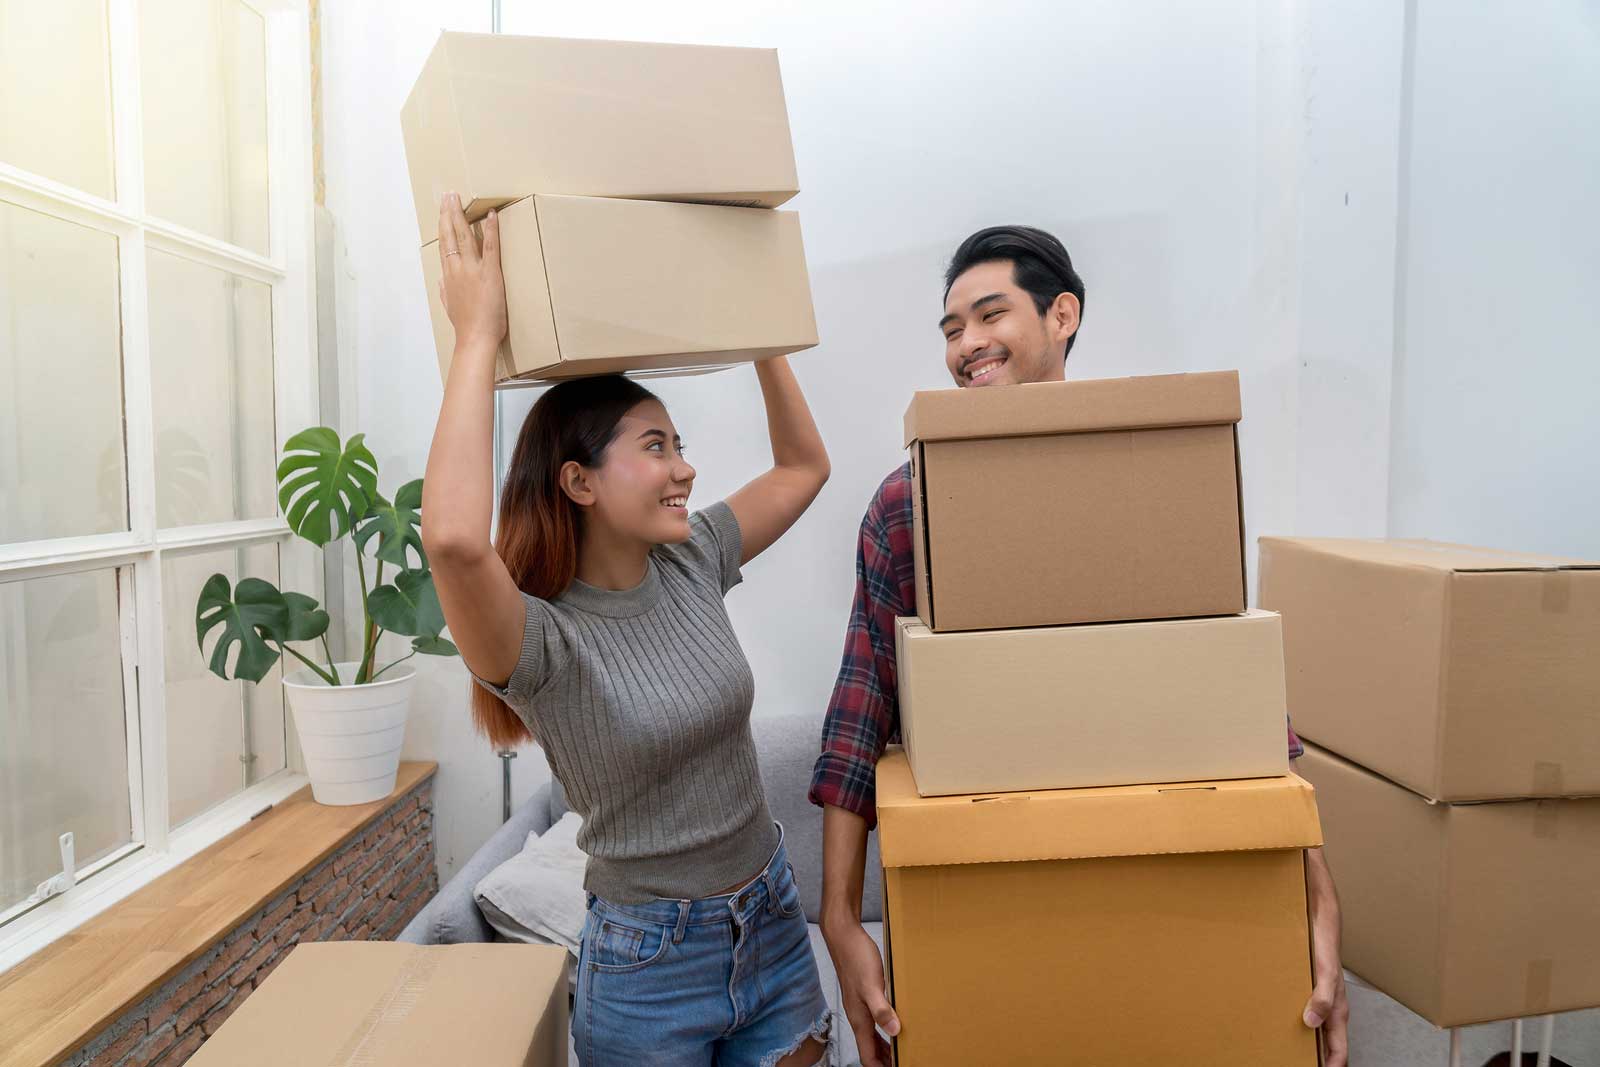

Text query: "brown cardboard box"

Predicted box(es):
[904, 371, 1246, 632]
[875, 748, 1322, 1066]
[1296, 741, 1600, 1026]
[420, 194, 817, 385]
[401, 32, 799, 242]
[894, 609, 1290, 796]
[1259, 537, 1600, 801]
[185, 942, 568, 1066]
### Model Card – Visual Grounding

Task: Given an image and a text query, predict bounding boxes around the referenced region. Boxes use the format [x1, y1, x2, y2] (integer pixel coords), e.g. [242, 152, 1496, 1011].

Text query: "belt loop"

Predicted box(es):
[762, 865, 779, 914]
[673, 899, 691, 944]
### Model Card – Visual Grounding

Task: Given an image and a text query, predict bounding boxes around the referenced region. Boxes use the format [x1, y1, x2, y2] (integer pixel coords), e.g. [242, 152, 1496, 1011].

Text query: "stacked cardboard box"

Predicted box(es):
[878, 372, 1323, 1065]
[1260, 537, 1600, 1027]
[401, 32, 818, 385]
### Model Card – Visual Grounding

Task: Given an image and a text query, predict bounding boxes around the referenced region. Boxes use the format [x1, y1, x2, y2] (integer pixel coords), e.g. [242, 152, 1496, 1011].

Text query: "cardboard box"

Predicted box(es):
[1259, 537, 1600, 801]
[401, 32, 799, 242]
[875, 748, 1322, 1066]
[894, 609, 1290, 796]
[420, 194, 818, 385]
[905, 371, 1246, 632]
[1297, 741, 1600, 1026]
[186, 942, 568, 1067]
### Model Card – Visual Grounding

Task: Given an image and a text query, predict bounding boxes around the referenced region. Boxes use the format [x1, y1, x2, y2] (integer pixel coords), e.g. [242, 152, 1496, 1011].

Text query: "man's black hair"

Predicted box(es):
[943, 225, 1086, 358]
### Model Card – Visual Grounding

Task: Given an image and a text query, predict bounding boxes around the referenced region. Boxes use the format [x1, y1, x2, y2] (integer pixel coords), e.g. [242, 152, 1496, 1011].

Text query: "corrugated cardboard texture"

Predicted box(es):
[185, 942, 568, 1067]
[400, 32, 799, 241]
[894, 610, 1289, 796]
[1260, 537, 1600, 800]
[874, 747, 1321, 868]
[422, 195, 817, 384]
[1297, 742, 1600, 1027]
[912, 422, 1245, 631]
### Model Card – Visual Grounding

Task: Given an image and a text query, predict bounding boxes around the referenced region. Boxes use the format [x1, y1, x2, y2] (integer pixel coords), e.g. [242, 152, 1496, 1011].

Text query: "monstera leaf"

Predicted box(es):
[354, 479, 427, 569]
[410, 635, 459, 657]
[276, 428, 379, 546]
[196, 576, 289, 683]
[367, 567, 446, 640]
[279, 592, 331, 643]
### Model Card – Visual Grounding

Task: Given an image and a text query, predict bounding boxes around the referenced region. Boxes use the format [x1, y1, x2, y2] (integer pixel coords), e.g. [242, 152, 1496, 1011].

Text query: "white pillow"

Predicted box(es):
[474, 812, 586, 980]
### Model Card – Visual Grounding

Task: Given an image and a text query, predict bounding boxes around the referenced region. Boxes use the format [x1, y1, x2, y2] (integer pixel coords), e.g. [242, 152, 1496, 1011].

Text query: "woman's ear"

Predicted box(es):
[559, 460, 596, 507]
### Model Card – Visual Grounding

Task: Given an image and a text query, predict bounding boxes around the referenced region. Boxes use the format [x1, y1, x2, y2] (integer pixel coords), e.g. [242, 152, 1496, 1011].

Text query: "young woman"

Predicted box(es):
[421, 194, 833, 1067]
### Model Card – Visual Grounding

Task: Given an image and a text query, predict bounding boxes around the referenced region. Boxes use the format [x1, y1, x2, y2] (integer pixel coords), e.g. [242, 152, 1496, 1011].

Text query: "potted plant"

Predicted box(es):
[195, 428, 458, 805]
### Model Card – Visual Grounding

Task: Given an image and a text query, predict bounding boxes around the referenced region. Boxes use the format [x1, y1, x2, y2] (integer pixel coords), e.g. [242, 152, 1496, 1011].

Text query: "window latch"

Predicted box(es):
[34, 832, 76, 901]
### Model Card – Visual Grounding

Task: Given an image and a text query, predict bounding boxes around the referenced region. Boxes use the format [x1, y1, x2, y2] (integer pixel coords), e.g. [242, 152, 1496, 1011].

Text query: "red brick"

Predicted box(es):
[171, 968, 209, 1009]
[175, 980, 230, 1033]
[280, 905, 317, 941]
[87, 1019, 148, 1067]
[153, 1028, 205, 1067]
[125, 1021, 177, 1067]
[296, 863, 335, 906]
[256, 944, 295, 986]
[373, 899, 403, 936]
[311, 874, 351, 914]
[332, 848, 361, 877]
[312, 911, 341, 941]
[201, 982, 250, 1036]
[329, 924, 349, 941]
[203, 936, 256, 985]
[352, 924, 372, 940]
[258, 894, 296, 935]
[230, 937, 274, 986]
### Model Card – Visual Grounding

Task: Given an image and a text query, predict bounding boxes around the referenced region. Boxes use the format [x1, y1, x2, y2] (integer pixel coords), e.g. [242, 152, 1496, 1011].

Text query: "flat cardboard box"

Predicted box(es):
[895, 609, 1290, 796]
[420, 194, 817, 385]
[401, 32, 799, 242]
[905, 371, 1246, 632]
[875, 748, 1322, 1066]
[1296, 741, 1600, 1026]
[1259, 537, 1600, 801]
[185, 942, 568, 1067]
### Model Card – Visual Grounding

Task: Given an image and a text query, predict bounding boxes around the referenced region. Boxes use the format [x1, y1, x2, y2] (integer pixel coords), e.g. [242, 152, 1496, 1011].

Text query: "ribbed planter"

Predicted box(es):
[283, 662, 415, 805]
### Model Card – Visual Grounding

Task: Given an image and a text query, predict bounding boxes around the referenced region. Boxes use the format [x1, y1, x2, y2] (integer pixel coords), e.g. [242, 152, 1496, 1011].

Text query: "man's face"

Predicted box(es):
[940, 259, 1078, 388]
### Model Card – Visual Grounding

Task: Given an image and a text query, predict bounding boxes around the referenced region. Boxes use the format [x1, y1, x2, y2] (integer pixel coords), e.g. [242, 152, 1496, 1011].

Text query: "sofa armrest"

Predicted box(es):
[397, 780, 556, 944]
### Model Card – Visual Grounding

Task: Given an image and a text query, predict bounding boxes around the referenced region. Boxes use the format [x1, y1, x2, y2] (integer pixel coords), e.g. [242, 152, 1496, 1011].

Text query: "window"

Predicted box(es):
[0, 0, 317, 957]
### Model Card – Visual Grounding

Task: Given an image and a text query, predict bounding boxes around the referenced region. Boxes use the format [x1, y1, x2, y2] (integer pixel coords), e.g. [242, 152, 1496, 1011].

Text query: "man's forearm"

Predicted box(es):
[821, 803, 871, 931]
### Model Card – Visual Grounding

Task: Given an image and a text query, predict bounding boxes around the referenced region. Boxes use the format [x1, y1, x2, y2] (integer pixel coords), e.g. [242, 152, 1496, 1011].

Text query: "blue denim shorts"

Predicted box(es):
[573, 825, 831, 1067]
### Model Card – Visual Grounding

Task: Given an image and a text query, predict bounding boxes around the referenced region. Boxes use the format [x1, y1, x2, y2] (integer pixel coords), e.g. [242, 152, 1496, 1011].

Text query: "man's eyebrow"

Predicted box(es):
[938, 292, 1008, 330]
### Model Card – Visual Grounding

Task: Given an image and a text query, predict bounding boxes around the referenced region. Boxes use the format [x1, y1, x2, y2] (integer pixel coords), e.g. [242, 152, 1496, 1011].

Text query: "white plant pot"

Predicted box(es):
[283, 660, 415, 806]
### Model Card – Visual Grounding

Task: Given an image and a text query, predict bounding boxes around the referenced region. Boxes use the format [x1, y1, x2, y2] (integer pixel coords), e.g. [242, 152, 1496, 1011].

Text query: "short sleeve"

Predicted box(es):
[468, 593, 556, 705]
[658, 500, 744, 596]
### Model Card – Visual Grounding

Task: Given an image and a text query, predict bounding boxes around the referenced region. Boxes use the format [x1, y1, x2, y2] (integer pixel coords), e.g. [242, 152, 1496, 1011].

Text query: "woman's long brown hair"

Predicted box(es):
[469, 375, 659, 750]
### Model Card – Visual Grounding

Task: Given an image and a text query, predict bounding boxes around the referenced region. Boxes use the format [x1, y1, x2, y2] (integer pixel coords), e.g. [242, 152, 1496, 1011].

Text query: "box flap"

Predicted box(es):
[901, 371, 1241, 447]
[875, 748, 1321, 868]
[1259, 536, 1599, 574]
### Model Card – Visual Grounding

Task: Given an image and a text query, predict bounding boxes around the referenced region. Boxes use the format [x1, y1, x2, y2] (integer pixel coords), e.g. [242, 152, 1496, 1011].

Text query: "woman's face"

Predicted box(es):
[581, 399, 697, 544]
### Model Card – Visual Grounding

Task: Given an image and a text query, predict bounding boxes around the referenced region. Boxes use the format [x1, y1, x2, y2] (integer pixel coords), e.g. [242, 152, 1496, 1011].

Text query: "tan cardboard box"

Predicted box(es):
[904, 371, 1246, 632]
[186, 942, 568, 1067]
[401, 32, 799, 242]
[875, 748, 1322, 1066]
[1259, 537, 1600, 801]
[894, 609, 1290, 796]
[1297, 741, 1600, 1027]
[420, 194, 817, 385]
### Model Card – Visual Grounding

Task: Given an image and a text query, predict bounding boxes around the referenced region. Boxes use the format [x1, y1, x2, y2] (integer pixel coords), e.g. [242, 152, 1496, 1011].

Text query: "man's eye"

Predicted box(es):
[984, 309, 1004, 321]
[944, 330, 961, 342]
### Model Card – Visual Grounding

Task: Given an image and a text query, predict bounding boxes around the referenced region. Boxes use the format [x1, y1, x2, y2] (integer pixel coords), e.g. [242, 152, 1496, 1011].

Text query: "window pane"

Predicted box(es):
[147, 248, 277, 528]
[140, 0, 270, 254]
[0, 569, 132, 916]
[0, 0, 115, 199]
[164, 541, 286, 828]
[0, 200, 127, 546]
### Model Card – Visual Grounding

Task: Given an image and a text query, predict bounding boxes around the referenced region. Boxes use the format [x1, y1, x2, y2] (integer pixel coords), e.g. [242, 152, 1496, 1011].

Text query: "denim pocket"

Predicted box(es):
[587, 911, 670, 973]
[773, 861, 804, 919]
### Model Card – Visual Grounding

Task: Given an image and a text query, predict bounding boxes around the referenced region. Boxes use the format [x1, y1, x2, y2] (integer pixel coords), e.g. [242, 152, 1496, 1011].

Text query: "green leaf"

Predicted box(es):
[278, 592, 330, 643]
[412, 635, 459, 657]
[367, 567, 445, 638]
[196, 575, 287, 683]
[276, 428, 379, 546]
[354, 478, 427, 569]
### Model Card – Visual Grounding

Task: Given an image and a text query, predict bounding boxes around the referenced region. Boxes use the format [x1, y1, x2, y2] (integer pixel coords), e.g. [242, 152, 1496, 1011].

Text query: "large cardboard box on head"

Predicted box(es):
[421, 194, 818, 385]
[1297, 741, 1600, 1026]
[186, 942, 568, 1067]
[401, 32, 799, 242]
[1259, 537, 1600, 801]
[894, 609, 1290, 796]
[875, 748, 1322, 1066]
[904, 371, 1247, 633]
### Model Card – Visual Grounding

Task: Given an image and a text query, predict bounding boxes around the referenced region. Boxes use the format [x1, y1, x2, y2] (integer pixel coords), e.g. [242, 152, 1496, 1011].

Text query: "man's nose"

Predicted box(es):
[960, 332, 990, 360]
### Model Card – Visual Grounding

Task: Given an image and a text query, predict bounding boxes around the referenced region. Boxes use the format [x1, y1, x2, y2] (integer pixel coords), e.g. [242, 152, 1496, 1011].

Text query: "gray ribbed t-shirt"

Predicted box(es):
[471, 501, 778, 904]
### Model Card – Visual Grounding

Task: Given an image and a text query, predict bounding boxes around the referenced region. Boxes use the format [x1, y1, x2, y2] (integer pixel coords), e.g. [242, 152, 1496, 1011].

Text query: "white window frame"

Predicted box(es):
[0, 0, 320, 971]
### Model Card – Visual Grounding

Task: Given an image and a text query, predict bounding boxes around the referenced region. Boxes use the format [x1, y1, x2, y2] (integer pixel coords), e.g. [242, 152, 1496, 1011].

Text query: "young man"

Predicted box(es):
[808, 225, 1351, 1067]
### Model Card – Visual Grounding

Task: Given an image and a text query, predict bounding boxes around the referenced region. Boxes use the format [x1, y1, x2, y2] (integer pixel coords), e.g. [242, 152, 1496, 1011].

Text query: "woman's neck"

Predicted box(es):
[574, 522, 653, 591]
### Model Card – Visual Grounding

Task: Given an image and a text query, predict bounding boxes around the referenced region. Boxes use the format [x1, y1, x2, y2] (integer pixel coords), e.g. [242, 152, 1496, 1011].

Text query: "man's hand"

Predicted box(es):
[1302, 845, 1350, 1066]
[823, 914, 899, 1067]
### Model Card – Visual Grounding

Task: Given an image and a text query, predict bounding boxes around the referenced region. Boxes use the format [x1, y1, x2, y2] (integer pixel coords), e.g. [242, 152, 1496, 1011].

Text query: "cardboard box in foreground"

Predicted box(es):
[1297, 741, 1600, 1027]
[875, 748, 1321, 1066]
[421, 194, 817, 385]
[895, 609, 1290, 796]
[1260, 537, 1600, 801]
[186, 942, 568, 1067]
[904, 371, 1246, 632]
[401, 32, 799, 242]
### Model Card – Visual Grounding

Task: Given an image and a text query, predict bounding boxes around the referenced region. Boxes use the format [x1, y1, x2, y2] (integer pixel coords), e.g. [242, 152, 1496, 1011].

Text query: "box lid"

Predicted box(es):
[875, 748, 1321, 868]
[1259, 537, 1599, 574]
[902, 370, 1241, 447]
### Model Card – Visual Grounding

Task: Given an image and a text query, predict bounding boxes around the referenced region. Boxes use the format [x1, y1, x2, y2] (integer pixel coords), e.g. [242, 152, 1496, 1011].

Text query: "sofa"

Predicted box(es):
[398, 708, 885, 1067]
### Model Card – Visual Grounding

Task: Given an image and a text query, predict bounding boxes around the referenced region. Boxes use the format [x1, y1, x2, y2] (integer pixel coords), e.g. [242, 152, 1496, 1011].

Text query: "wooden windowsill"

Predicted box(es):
[0, 761, 438, 1067]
